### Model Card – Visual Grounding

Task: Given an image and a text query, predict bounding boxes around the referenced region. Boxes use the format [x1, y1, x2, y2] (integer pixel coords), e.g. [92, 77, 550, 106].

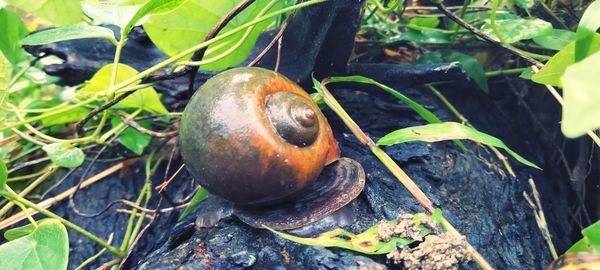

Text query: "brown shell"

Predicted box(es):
[179, 67, 339, 205]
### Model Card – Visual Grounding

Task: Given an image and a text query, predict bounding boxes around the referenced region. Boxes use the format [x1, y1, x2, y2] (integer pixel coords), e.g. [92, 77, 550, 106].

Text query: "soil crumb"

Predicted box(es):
[387, 233, 471, 270]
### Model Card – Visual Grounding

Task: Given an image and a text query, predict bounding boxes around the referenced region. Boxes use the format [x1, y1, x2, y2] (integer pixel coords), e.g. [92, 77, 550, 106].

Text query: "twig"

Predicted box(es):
[523, 178, 558, 259]
[247, 21, 289, 66]
[156, 163, 186, 192]
[119, 113, 178, 138]
[434, 2, 543, 68]
[0, 164, 59, 217]
[274, 35, 283, 72]
[0, 161, 126, 230]
[75, 91, 135, 136]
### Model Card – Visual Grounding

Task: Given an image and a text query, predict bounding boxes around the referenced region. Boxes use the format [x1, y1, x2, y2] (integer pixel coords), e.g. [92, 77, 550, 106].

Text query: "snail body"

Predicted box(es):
[180, 67, 364, 229]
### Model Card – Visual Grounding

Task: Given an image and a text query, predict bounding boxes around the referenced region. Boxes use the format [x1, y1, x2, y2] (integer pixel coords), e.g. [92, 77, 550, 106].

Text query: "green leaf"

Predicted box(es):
[0, 219, 69, 270]
[0, 52, 9, 123]
[42, 142, 85, 168]
[480, 17, 553, 44]
[561, 50, 600, 138]
[0, 159, 7, 190]
[325, 76, 442, 124]
[110, 117, 151, 155]
[531, 33, 600, 86]
[321, 76, 466, 150]
[21, 25, 117, 46]
[419, 50, 488, 93]
[532, 29, 576, 51]
[408, 17, 439, 28]
[7, 0, 83, 26]
[143, 0, 284, 71]
[79, 64, 168, 114]
[179, 187, 209, 221]
[81, 2, 140, 27]
[0, 8, 29, 65]
[575, 0, 600, 62]
[377, 122, 540, 169]
[567, 220, 600, 253]
[388, 30, 451, 44]
[122, 0, 185, 37]
[265, 220, 414, 255]
[40, 106, 91, 126]
[4, 222, 37, 241]
[519, 67, 533, 80]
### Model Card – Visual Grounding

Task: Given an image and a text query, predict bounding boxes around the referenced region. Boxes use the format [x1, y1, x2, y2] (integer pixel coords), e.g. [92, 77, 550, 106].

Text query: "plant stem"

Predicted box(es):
[316, 82, 494, 270]
[0, 189, 125, 257]
[0, 164, 59, 217]
[490, 0, 508, 44]
[485, 67, 529, 77]
[0, 96, 99, 132]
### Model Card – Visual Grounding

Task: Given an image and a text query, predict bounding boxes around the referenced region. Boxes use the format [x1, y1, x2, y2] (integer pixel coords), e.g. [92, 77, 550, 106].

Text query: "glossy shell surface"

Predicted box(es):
[180, 67, 335, 205]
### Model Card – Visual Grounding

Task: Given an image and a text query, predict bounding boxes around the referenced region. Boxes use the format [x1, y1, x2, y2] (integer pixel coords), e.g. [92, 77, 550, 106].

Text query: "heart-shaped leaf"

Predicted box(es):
[143, 0, 284, 71]
[42, 142, 85, 168]
[0, 159, 7, 190]
[0, 219, 69, 270]
[79, 63, 168, 114]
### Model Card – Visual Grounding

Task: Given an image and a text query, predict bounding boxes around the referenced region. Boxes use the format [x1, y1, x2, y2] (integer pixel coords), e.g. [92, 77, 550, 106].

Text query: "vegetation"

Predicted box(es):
[0, 0, 599, 269]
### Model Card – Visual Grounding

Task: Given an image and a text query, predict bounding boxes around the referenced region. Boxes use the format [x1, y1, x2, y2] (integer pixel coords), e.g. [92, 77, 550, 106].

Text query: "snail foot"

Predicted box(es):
[234, 157, 365, 230]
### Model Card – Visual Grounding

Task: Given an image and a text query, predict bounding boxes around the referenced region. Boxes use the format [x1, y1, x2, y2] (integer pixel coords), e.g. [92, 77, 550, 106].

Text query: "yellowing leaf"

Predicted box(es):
[80, 64, 168, 114]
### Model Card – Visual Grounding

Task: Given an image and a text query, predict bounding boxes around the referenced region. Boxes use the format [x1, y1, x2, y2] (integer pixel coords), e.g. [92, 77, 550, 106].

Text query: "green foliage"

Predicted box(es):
[42, 143, 85, 168]
[324, 76, 442, 124]
[80, 64, 168, 114]
[567, 220, 600, 253]
[561, 51, 600, 138]
[40, 106, 90, 126]
[418, 50, 488, 93]
[267, 210, 442, 255]
[480, 17, 552, 44]
[0, 219, 69, 270]
[143, 0, 284, 70]
[532, 29, 576, 51]
[266, 221, 414, 255]
[7, 0, 82, 26]
[377, 122, 540, 169]
[0, 159, 7, 189]
[111, 117, 151, 155]
[179, 187, 209, 221]
[20, 25, 117, 46]
[575, 0, 600, 62]
[531, 34, 600, 86]
[4, 222, 37, 241]
[0, 51, 9, 123]
[0, 8, 29, 65]
[121, 0, 186, 37]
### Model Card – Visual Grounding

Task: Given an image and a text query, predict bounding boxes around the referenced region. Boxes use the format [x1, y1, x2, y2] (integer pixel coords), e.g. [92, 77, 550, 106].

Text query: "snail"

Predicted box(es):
[179, 67, 365, 230]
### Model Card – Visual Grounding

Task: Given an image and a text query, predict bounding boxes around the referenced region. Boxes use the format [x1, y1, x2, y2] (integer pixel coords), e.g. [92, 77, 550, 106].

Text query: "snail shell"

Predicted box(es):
[179, 67, 339, 205]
